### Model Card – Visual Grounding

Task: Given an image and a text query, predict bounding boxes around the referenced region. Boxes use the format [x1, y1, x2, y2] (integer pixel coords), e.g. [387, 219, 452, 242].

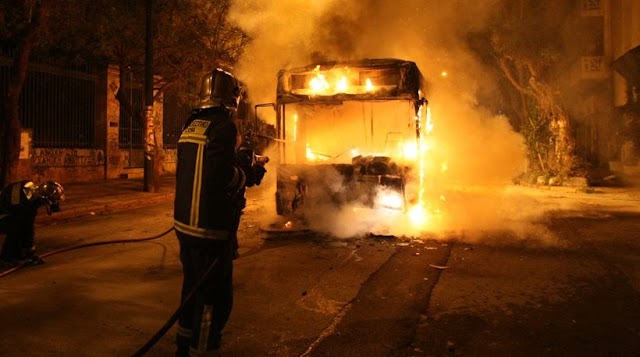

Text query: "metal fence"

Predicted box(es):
[118, 85, 145, 150]
[0, 57, 100, 148]
[1, 54, 193, 155]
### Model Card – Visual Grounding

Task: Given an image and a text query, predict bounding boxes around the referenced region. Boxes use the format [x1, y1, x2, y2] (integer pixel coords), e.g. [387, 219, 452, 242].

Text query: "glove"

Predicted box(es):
[253, 165, 267, 186]
[242, 164, 266, 187]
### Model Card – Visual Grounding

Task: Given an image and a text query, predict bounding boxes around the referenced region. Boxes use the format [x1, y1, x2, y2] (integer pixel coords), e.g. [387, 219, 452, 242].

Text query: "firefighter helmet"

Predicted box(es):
[37, 181, 64, 202]
[197, 68, 241, 110]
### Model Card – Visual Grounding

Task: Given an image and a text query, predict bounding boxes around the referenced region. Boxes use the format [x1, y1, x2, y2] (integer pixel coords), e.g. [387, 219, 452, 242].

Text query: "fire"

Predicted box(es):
[407, 105, 432, 229]
[293, 113, 298, 142]
[309, 66, 330, 92]
[305, 65, 378, 96]
[375, 188, 404, 210]
[365, 78, 375, 92]
[408, 204, 428, 225]
[336, 76, 348, 92]
[306, 144, 330, 162]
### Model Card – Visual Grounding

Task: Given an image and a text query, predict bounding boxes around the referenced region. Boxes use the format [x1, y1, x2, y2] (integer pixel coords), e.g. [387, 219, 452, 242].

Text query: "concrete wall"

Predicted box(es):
[611, 0, 640, 106]
[609, 0, 640, 183]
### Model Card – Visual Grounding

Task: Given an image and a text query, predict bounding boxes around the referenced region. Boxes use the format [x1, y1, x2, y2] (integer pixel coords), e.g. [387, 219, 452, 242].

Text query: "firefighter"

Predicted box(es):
[0, 180, 64, 267]
[173, 68, 266, 356]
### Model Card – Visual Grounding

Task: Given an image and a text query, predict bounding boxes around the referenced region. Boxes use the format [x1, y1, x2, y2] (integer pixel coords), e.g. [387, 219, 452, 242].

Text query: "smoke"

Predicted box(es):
[231, 0, 559, 243]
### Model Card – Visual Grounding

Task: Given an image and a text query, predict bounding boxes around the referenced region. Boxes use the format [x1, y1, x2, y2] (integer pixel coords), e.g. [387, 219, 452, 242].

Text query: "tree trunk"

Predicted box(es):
[0, 1, 50, 188]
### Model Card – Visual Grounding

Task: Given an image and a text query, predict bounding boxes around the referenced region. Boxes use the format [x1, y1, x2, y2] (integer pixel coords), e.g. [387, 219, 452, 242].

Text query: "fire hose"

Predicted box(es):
[0, 225, 226, 356]
[131, 255, 220, 357]
[0, 226, 175, 278]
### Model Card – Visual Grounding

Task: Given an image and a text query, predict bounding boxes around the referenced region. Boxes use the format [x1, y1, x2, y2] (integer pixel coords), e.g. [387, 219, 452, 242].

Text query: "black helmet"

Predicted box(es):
[197, 68, 241, 110]
[36, 181, 64, 202]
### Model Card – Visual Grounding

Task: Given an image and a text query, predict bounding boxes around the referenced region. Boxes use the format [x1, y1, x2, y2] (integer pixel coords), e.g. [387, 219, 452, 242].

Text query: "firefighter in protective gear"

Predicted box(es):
[0, 180, 64, 267]
[173, 68, 266, 356]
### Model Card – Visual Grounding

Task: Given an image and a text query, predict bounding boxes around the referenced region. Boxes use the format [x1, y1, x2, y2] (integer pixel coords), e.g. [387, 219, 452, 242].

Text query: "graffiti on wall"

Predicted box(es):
[32, 148, 105, 167]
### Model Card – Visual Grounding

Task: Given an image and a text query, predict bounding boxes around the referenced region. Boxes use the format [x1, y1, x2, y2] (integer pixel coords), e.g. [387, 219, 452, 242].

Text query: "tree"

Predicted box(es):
[0, 0, 51, 188]
[0, 0, 249, 187]
[476, 0, 580, 182]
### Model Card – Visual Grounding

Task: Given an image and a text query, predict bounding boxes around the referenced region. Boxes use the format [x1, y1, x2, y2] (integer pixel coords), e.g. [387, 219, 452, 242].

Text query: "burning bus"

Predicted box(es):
[255, 58, 429, 219]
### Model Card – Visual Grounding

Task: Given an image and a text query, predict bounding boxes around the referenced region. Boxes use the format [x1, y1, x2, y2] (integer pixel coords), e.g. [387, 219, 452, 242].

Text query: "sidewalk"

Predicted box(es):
[35, 175, 176, 225]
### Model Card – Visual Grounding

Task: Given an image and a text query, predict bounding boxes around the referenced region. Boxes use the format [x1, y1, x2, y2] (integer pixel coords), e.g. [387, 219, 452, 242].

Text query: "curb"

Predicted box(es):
[36, 193, 175, 225]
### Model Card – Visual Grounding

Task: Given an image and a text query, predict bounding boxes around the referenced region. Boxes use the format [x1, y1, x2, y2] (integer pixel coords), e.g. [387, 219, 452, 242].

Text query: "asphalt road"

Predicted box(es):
[1, 189, 639, 357]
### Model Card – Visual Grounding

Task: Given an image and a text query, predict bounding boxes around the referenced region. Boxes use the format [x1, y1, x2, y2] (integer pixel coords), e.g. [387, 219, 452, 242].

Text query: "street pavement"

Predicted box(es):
[2, 175, 640, 356]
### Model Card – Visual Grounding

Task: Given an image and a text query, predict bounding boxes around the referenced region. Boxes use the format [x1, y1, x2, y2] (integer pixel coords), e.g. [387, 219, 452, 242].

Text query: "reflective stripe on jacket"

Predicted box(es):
[173, 109, 244, 240]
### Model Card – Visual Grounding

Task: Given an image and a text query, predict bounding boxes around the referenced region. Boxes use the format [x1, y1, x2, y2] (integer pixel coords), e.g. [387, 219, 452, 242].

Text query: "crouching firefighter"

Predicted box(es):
[0, 180, 64, 267]
[173, 68, 266, 357]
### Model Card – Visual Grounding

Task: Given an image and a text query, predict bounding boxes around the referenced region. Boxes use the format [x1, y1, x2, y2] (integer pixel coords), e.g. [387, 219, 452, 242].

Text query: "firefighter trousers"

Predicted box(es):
[175, 232, 234, 356]
[0, 209, 37, 263]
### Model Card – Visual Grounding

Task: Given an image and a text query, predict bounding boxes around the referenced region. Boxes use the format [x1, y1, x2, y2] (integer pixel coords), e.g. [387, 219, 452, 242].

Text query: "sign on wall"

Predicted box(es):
[581, 56, 608, 79]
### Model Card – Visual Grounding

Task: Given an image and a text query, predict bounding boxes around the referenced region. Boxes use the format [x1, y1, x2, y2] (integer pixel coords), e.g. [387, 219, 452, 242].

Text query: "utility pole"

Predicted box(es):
[143, 0, 158, 192]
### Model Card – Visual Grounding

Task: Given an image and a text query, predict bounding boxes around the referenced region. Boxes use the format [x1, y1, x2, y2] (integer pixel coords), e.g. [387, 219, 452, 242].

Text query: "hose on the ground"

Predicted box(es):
[131, 256, 220, 357]
[0, 226, 175, 278]
[0, 224, 222, 356]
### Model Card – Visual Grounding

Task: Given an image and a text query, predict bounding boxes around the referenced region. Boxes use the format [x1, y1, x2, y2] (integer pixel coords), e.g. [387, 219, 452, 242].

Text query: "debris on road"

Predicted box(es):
[428, 264, 450, 270]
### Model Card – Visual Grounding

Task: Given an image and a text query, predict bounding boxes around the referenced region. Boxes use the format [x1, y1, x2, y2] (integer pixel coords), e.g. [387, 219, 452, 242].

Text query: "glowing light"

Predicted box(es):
[309, 74, 330, 93]
[284, 221, 293, 229]
[293, 113, 298, 142]
[298, 66, 386, 96]
[404, 141, 418, 160]
[408, 204, 428, 225]
[441, 71, 448, 77]
[351, 147, 360, 157]
[306, 144, 329, 162]
[441, 162, 448, 172]
[365, 78, 375, 92]
[336, 76, 348, 92]
[375, 190, 404, 210]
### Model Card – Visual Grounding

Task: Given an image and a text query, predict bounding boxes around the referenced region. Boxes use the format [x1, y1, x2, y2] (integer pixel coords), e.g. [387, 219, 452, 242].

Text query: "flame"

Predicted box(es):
[336, 76, 348, 92]
[404, 142, 418, 160]
[309, 74, 330, 92]
[407, 104, 432, 228]
[305, 66, 380, 96]
[293, 113, 298, 142]
[408, 204, 428, 225]
[365, 78, 374, 92]
[306, 144, 330, 162]
[375, 189, 404, 210]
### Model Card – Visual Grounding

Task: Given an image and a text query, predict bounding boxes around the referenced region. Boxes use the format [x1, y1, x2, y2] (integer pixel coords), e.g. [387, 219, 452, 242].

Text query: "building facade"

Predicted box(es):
[0, 62, 188, 184]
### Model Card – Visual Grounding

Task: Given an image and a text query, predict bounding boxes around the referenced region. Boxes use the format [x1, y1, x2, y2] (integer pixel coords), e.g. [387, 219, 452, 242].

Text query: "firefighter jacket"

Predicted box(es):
[173, 108, 247, 240]
[0, 181, 41, 217]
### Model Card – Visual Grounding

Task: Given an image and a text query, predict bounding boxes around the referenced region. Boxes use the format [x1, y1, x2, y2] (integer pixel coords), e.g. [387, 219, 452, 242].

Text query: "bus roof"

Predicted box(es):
[276, 58, 424, 104]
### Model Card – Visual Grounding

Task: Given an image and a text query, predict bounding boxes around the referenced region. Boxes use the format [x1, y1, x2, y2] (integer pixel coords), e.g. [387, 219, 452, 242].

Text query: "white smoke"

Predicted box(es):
[231, 0, 559, 243]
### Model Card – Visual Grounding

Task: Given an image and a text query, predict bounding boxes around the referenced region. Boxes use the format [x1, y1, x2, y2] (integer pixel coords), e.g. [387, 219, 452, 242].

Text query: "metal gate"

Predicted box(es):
[118, 76, 145, 168]
[0, 56, 100, 149]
